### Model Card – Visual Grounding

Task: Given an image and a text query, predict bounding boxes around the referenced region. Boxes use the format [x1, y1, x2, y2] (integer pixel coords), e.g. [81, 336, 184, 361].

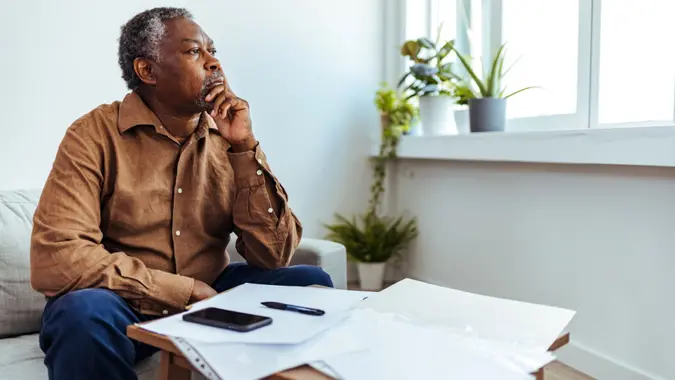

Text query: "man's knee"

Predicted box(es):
[285, 265, 334, 288]
[45, 289, 123, 326]
[40, 289, 140, 378]
[41, 288, 133, 347]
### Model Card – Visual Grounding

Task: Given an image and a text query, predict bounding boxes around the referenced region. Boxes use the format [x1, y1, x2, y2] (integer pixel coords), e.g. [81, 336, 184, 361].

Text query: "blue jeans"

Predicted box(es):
[39, 263, 333, 380]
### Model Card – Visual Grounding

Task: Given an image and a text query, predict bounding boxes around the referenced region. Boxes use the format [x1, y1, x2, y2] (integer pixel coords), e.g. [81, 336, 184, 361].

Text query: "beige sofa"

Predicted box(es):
[0, 189, 347, 379]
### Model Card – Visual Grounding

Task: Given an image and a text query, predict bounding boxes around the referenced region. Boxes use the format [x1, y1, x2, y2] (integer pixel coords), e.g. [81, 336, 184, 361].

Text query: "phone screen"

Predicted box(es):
[188, 307, 270, 326]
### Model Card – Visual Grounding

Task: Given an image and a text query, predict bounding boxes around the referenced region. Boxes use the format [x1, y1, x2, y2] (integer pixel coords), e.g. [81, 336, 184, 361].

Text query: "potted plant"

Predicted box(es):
[398, 31, 462, 136]
[450, 43, 536, 132]
[449, 81, 474, 133]
[324, 85, 419, 290]
[374, 83, 419, 136]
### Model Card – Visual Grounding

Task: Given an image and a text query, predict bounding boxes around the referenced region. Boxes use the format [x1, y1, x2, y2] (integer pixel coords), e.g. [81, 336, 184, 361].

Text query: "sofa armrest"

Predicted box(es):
[226, 237, 348, 289]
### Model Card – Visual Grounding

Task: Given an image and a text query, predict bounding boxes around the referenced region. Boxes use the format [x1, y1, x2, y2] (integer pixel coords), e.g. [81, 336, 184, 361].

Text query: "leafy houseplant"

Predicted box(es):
[398, 31, 461, 136]
[324, 85, 419, 290]
[374, 83, 418, 136]
[398, 37, 458, 98]
[451, 42, 536, 132]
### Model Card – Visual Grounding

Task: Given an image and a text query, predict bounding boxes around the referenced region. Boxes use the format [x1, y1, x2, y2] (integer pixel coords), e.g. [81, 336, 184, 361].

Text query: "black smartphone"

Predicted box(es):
[182, 307, 272, 332]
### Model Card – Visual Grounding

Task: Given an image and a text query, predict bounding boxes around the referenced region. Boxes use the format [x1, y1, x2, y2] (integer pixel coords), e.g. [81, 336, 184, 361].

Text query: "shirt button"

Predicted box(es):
[267, 208, 273, 213]
[175, 230, 181, 236]
[178, 188, 183, 194]
[162, 309, 168, 315]
[256, 170, 262, 176]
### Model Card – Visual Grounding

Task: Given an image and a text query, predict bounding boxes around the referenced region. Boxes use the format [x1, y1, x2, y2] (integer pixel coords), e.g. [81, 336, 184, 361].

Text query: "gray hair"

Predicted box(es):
[118, 7, 193, 90]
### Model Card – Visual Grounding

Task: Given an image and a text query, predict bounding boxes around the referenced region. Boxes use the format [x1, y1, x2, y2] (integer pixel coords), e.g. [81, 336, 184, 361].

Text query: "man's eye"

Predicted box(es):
[209, 49, 217, 56]
[189, 48, 199, 55]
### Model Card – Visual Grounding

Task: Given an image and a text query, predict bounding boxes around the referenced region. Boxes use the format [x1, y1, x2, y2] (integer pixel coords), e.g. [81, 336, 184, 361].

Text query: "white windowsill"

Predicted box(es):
[370, 126, 675, 168]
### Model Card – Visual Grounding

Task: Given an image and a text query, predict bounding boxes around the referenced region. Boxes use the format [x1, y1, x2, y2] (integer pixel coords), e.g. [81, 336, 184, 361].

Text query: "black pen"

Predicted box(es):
[261, 301, 325, 316]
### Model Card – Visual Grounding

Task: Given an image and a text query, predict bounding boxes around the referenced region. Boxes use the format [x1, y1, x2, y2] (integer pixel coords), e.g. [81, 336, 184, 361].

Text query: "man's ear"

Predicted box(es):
[134, 58, 156, 86]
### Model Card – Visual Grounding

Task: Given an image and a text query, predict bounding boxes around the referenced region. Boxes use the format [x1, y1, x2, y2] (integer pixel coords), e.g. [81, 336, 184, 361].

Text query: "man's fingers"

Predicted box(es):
[210, 94, 227, 116]
[206, 84, 247, 120]
[217, 100, 233, 118]
[204, 85, 225, 103]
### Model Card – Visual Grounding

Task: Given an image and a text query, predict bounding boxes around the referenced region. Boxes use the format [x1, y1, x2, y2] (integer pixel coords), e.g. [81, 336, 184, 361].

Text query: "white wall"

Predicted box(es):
[393, 159, 675, 380]
[0, 0, 383, 238]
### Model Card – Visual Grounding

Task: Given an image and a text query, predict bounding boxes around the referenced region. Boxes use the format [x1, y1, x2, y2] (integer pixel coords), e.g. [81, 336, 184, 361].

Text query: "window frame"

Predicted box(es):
[396, 0, 675, 132]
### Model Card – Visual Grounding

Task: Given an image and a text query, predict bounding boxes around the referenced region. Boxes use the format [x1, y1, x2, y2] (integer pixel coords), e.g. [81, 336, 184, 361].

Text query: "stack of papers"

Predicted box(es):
[322, 309, 553, 380]
[140, 283, 368, 344]
[326, 278, 576, 379]
[355, 278, 575, 351]
[137, 279, 576, 380]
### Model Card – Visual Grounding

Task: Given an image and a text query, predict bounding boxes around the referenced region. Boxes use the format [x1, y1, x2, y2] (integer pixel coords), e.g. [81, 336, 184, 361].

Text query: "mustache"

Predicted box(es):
[202, 72, 225, 90]
[197, 72, 226, 111]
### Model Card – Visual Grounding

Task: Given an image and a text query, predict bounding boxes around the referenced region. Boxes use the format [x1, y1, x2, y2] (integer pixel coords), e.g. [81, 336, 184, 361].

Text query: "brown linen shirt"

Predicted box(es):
[30, 91, 302, 316]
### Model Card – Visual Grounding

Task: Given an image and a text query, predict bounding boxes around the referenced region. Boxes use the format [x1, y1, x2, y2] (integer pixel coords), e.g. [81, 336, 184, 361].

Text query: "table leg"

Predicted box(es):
[535, 367, 544, 380]
[159, 351, 192, 380]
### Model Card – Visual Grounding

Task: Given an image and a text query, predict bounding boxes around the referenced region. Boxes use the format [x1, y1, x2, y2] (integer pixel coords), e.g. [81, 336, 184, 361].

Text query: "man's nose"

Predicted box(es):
[206, 56, 221, 72]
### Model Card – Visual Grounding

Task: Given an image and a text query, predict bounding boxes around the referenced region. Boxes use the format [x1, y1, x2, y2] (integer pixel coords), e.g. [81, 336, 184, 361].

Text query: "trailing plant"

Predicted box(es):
[374, 83, 418, 134]
[450, 42, 536, 99]
[397, 25, 462, 99]
[323, 85, 419, 264]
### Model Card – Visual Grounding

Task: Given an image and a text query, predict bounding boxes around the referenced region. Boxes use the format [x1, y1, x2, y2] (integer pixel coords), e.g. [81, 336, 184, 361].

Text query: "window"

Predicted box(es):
[402, 0, 675, 131]
[501, 0, 579, 119]
[596, 0, 675, 126]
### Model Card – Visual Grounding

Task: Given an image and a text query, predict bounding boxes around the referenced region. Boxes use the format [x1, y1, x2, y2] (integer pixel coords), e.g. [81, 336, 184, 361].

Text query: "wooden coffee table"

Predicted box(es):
[127, 323, 569, 380]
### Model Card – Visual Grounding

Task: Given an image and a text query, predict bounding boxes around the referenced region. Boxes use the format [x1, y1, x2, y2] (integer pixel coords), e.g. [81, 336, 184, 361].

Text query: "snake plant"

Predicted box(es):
[451, 43, 536, 99]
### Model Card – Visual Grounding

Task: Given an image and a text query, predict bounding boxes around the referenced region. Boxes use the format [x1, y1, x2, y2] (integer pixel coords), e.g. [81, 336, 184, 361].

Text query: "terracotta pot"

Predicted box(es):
[380, 113, 391, 135]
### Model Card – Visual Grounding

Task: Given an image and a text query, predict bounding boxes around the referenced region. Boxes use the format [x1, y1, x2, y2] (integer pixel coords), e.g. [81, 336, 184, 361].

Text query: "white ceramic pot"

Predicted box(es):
[454, 108, 470, 134]
[418, 95, 457, 136]
[357, 262, 387, 291]
[406, 117, 423, 136]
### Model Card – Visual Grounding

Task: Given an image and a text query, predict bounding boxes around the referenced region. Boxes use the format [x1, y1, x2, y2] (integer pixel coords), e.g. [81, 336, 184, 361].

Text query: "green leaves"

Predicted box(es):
[325, 83, 420, 264]
[437, 40, 454, 62]
[324, 213, 418, 263]
[450, 42, 536, 99]
[417, 37, 436, 49]
[486, 43, 506, 97]
[400, 40, 422, 62]
[374, 83, 417, 124]
[452, 49, 487, 96]
[398, 36, 460, 98]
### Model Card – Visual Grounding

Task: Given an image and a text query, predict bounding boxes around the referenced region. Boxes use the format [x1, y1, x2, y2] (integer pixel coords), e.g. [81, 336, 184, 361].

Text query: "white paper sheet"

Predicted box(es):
[173, 312, 368, 380]
[323, 309, 546, 380]
[356, 278, 575, 351]
[139, 283, 371, 344]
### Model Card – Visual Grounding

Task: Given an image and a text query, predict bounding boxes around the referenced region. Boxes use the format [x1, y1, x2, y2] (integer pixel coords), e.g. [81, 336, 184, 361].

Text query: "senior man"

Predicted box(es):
[30, 7, 332, 380]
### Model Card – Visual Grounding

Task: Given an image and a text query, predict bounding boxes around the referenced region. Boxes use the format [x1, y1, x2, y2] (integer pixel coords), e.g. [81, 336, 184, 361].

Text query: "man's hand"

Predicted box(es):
[204, 83, 257, 151]
[188, 279, 217, 304]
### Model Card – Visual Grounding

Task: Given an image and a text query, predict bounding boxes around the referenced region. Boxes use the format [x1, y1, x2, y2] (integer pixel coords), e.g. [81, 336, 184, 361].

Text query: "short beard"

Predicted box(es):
[196, 72, 225, 111]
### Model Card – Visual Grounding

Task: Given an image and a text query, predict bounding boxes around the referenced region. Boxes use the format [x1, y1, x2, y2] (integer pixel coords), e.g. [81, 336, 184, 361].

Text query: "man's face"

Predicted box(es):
[151, 17, 225, 113]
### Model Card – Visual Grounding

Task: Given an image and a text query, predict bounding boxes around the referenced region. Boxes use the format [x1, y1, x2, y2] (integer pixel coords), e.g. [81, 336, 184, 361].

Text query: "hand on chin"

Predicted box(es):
[203, 84, 256, 152]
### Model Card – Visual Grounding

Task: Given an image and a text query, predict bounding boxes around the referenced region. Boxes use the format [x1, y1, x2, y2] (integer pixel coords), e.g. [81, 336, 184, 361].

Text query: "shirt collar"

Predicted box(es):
[118, 91, 219, 134]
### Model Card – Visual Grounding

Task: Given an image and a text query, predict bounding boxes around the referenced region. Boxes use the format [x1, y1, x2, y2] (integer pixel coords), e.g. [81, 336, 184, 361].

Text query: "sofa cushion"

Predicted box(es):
[0, 189, 46, 338]
[0, 333, 161, 380]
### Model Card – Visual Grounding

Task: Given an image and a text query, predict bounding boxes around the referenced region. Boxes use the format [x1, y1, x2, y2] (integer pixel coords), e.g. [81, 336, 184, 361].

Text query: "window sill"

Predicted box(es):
[371, 126, 675, 168]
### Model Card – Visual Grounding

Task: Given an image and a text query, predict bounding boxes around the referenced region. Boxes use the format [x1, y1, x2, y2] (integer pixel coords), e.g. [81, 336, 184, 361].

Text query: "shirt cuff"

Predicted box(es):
[149, 269, 194, 312]
[228, 143, 267, 188]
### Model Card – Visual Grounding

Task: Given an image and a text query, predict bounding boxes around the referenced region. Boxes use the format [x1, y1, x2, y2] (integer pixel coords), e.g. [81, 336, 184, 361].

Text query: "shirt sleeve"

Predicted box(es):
[30, 124, 194, 313]
[227, 143, 303, 269]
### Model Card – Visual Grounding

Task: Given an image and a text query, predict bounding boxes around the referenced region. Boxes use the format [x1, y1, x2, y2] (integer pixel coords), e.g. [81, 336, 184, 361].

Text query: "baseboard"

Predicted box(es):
[557, 341, 667, 380]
